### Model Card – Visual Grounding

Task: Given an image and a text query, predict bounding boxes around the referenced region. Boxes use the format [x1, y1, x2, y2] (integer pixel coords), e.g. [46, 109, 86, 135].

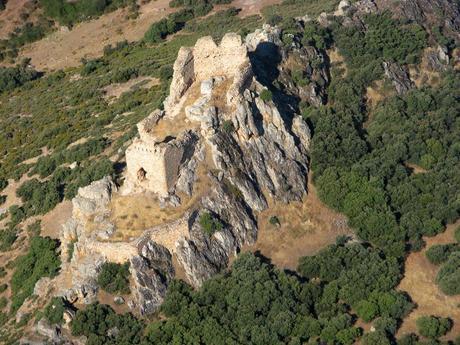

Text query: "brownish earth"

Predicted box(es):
[397, 220, 460, 340]
[40, 200, 73, 239]
[0, 0, 38, 39]
[244, 176, 353, 270]
[215, 0, 282, 17]
[14, 0, 283, 71]
[18, 0, 175, 71]
[102, 76, 160, 103]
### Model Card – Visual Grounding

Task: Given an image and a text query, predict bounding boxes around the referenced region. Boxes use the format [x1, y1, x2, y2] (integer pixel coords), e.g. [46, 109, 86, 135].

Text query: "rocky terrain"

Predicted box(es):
[30, 25, 315, 328]
[2, 0, 459, 343]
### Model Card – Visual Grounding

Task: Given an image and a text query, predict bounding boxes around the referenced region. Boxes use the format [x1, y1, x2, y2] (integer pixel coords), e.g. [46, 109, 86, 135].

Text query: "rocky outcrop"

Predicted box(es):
[246, 24, 283, 54]
[279, 45, 330, 106]
[130, 239, 174, 315]
[72, 176, 116, 219]
[383, 62, 415, 95]
[52, 31, 311, 320]
[395, 0, 460, 41]
[425, 46, 450, 71]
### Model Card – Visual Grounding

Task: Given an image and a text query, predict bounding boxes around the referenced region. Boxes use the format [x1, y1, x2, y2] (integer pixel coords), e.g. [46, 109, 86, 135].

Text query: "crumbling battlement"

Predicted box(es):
[164, 33, 252, 117]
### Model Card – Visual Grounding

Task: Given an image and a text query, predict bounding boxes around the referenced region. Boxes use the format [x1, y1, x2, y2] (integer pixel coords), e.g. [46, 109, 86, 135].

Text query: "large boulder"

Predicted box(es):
[383, 62, 415, 95]
[130, 239, 174, 315]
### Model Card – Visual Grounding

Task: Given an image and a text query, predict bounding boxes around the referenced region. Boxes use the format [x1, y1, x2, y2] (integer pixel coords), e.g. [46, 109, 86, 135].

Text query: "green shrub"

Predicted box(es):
[0, 178, 7, 191]
[0, 267, 6, 278]
[260, 89, 273, 102]
[11, 236, 61, 311]
[0, 296, 6, 310]
[40, 0, 136, 26]
[355, 300, 378, 322]
[97, 262, 130, 295]
[436, 252, 460, 295]
[266, 14, 282, 26]
[374, 317, 398, 335]
[455, 226, 460, 243]
[199, 211, 223, 236]
[221, 120, 234, 133]
[426, 244, 460, 265]
[44, 297, 65, 325]
[416, 315, 452, 338]
[0, 284, 7, 293]
[269, 215, 280, 227]
[0, 311, 8, 328]
[0, 228, 17, 252]
[27, 220, 42, 236]
[159, 65, 173, 82]
[144, 9, 194, 43]
[67, 240, 76, 262]
[71, 303, 144, 344]
[0, 65, 42, 93]
[0, 195, 6, 205]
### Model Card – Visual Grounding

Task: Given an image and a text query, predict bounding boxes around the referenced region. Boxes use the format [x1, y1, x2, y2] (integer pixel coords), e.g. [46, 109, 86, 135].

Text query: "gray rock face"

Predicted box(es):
[396, 0, 460, 40]
[176, 186, 255, 287]
[279, 45, 330, 107]
[383, 62, 415, 95]
[34, 319, 62, 343]
[130, 239, 174, 315]
[426, 46, 450, 71]
[72, 176, 116, 217]
[246, 24, 283, 54]
[210, 91, 309, 209]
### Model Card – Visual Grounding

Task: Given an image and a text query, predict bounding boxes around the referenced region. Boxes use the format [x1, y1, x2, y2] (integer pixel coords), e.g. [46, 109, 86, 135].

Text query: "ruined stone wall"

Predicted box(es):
[193, 34, 249, 81]
[165, 33, 251, 117]
[84, 240, 138, 264]
[142, 214, 190, 253]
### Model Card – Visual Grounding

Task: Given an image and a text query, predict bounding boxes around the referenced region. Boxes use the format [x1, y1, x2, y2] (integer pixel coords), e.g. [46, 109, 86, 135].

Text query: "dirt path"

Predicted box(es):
[397, 220, 460, 340]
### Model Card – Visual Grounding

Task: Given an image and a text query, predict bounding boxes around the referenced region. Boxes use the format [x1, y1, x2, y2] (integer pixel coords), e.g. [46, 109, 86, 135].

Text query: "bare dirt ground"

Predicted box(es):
[102, 76, 160, 102]
[15, 0, 282, 71]
[0, 0, 37, 39]
[397, 220, 460, 340]
[244, 176, 353, 270]
[18, 0, 175, 71]
[40, 200, 73, 239]
[214, 0, 282, 17]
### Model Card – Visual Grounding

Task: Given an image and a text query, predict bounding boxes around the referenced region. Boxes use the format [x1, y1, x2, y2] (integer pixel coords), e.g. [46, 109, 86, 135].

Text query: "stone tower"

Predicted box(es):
[124, 110, 196, 196]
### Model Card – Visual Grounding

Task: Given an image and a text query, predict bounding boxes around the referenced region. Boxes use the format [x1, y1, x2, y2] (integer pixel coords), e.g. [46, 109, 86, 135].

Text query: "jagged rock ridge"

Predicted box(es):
[42, 29, 311, 321]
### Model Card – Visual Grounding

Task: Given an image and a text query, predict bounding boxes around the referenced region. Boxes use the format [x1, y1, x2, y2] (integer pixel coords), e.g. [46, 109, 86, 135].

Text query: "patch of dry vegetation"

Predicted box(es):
[246, 177, 353, 270]
[397, 220, 460, 340]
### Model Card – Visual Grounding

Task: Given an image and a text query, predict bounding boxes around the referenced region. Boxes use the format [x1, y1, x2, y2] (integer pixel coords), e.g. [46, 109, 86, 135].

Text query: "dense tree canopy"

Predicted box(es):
[10, 236, 61, 311]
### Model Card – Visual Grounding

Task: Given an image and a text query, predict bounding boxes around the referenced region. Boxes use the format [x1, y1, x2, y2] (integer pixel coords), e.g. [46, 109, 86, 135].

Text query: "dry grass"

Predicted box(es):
[10, 0, 284, 71]
[102, 77, 160, 103]
[327, 48, 348, 78]
[409, 48, 443, 89]
[97, 288, 131, 314]
[405, 162, 428, 175]
[397, 220, 460, 341]
[109, 143, 215, 241]
[365, 79, 394, 109]
[213, 0, 283, 17]
[244, 176, 353, 270]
